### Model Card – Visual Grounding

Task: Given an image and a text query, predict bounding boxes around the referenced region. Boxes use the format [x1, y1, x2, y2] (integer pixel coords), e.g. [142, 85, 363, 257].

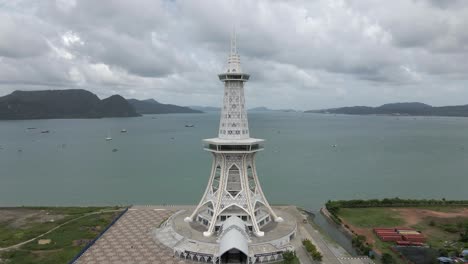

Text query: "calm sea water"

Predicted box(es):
[1, 112, 467, 209]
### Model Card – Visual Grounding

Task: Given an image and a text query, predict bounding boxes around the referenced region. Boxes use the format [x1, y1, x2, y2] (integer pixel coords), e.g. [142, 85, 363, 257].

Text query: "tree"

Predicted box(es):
[312, 251, 323, 261]
[381, 253, 395, 264]
[460, 227, 468, 242]
[282, 251, 297, 264]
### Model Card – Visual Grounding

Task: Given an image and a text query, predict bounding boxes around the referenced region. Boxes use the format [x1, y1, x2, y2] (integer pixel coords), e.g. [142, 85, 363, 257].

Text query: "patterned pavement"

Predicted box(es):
[75, 207, 187, 264]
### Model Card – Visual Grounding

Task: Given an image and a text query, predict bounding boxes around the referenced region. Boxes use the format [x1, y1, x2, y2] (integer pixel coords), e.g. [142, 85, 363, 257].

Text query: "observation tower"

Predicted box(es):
[155, 28, 296, 264]
[184, 29, 283, 238]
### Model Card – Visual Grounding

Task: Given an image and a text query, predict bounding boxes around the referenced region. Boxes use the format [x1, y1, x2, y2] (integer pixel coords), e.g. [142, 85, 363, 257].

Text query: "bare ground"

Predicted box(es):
[341, 207, 468, 249]
[393, 208, 468, 226]
[0, 208, 65, 228]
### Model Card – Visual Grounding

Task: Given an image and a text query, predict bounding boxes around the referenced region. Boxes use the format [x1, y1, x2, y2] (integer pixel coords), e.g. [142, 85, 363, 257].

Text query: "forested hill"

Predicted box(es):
[127, 99, 203, 114]
[0, 89, 140, 120]
[306, 102, 468, 117]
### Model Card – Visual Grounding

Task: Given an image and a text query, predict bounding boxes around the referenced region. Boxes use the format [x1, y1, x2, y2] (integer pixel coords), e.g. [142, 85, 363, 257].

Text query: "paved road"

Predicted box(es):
[284, 206, 340, 264]
[287, 207, 374, 264]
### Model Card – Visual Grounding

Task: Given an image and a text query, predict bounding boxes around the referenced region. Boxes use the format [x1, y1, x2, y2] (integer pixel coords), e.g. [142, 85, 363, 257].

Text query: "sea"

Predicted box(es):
[1, 112, 467, 210]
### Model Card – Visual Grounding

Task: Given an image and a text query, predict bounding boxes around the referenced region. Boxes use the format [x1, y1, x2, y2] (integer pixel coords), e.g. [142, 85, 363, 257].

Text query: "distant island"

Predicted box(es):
[0, 89, 204, 120]
[188, 106, 221, 112]
[129, 99, 202, 114]
[306, 102, 468, 117]
[0, 89, 140, 120]
[249, 106, 298, 112]
[189, 106, 298, 112]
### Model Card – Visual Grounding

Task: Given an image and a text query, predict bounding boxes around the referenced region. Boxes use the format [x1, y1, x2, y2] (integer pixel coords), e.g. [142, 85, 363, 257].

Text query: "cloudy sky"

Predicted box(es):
[0, 0, 467, 110]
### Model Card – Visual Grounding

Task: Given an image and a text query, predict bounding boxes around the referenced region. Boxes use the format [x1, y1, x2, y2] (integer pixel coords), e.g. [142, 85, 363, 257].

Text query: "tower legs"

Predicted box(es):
[187, 151, 279, 237]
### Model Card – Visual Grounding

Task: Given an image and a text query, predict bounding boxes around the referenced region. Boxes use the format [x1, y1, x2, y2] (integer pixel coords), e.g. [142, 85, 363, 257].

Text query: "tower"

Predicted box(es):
[184, 29, 282, 238]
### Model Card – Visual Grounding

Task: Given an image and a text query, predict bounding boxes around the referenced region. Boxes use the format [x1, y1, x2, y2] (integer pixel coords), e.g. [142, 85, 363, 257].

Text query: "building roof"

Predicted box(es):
[437, 257, 453, 263]
[203, 137, 264, 145]
[218, 216, 249, 257]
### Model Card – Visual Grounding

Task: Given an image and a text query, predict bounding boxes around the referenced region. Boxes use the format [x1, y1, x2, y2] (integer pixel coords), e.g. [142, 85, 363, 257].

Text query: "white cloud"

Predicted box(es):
[62, 31, 84, 47]
[0, 0, 467, 109]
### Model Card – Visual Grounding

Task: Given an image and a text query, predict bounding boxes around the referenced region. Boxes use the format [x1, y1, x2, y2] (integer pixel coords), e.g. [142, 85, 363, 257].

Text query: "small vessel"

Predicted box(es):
[27, 127, 37, 130]
[41, 130, 50, 134]
[185, 124, 194, 128]
[120, 129, 127, 133]
[105, 131, 112, 141]
[331, 144, 337, 148]
[112, 148, 118, 152]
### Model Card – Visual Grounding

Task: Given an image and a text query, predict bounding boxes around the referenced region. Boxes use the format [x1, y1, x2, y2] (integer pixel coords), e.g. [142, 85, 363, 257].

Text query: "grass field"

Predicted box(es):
[339, 208, 405, 228]
[337, 206, 468, 263]
[0, 207, 124, 264]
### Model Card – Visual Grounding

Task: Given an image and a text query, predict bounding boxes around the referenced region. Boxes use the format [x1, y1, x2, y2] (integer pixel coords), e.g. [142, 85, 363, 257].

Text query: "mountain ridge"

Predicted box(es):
[128, 99, 202, 114]
[306, 102, 468, 117]
[0, 89, 140, 120]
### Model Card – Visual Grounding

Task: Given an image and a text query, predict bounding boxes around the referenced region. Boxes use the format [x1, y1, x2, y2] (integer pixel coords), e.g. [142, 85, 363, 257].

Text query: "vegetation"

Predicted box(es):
[352, 235, 372, 256]
[326, 198, 468, 224]
[327, 198, 468, 210]
[307, 102, 468, 117]
[302, 239, 323, 261]
[0, 207, 117, 248]
[331, 201, 468, 264]
[381, 253, 396, 264]
[0, 89, 140, 120]
[339, 208, 404, 228]
[282, 251, 299, 264]
[127, 98, 203, 114]
[0, 207, 124, 264]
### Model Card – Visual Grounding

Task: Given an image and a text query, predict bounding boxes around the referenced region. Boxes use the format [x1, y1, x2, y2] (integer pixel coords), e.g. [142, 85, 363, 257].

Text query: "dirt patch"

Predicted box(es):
[393, 208, 468, 226]
[340, 207, 468, 253]
[73, 239, 91, 246]
[0, 208, 66, 228]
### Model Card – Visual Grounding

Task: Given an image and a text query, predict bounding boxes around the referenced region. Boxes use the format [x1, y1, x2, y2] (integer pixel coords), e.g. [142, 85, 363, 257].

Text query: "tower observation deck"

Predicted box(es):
[184, 29, 282, 238]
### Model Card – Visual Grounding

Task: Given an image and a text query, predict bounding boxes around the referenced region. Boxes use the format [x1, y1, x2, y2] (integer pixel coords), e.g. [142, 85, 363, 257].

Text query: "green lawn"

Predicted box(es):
[0, 207, 123, 264]
[338, 208, 404, 228]
[0, 207, 118, 248]
[337, 206, 468, 263]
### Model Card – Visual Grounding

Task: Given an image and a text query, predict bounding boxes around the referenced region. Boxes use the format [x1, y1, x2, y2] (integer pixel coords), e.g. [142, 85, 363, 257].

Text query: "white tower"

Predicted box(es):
[185, 29, 282, 238]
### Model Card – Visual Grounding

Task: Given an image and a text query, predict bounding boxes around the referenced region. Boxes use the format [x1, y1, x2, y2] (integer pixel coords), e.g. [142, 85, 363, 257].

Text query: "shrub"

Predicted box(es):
[441, 224, 459, 233]
[381, 253, 395, 264]
[312, 251, 323, 261]
[302, 239, 322, 261]
[282, 251, 297, 264]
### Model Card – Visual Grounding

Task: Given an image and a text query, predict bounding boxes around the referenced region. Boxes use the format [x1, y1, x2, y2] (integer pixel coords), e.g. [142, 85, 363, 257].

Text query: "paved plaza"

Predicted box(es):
[74, 205, 374, 264]
[75, 206, 187, 264]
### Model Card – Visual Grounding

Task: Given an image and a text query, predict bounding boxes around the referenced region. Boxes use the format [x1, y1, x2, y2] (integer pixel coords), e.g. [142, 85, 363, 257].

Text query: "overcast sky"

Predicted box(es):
[0, 0, 467, 110]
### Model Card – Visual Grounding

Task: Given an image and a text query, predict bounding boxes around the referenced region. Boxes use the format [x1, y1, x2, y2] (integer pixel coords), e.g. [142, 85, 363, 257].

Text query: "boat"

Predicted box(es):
[112, 148, 118, 152]
[105, 131, 112, 141]
[120, 129, 127, 133]
[185, 124, 195, 128]
[41, 130, 50, 133]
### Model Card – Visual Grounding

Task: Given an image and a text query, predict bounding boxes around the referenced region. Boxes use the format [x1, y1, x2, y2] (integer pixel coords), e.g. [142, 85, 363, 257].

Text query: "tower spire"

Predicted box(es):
[226, 25, 242, 74]
[230, 25, 237, 56]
